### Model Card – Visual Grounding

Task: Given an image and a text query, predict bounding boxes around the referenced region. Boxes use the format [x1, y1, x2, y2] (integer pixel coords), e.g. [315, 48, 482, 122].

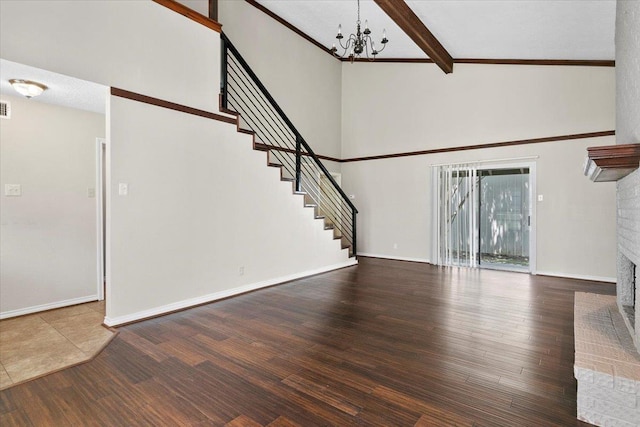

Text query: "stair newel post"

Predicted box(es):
[295, 134, 302, 192]
[220, 34, 228, 109]
[352, 208, 357, 258]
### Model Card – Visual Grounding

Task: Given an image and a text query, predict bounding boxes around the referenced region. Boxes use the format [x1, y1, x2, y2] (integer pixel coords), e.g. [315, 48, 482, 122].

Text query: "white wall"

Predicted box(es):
[175, 0, 209, 17]
[342, 63, 615, 158]
[107, 96, 350, 324]
[219, 0, 343, 161]
[0, 95, 105, 317]
[341, 63, 617, 280]
[0, 0, 220, 113]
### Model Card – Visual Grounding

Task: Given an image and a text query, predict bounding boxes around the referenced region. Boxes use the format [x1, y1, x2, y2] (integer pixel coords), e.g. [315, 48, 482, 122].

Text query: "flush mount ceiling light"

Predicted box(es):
[9, 79, 48, 98]
[331, 0, 389, 62]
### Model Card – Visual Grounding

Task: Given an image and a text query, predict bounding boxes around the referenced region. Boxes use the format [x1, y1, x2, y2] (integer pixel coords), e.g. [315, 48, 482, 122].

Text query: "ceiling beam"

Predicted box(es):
[373, 0, 453, 74]
[209, 0, 218, 21]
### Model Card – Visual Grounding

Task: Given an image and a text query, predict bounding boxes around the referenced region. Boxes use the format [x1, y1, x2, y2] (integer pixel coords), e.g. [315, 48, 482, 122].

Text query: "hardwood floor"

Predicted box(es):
[0, 257, 615, 426]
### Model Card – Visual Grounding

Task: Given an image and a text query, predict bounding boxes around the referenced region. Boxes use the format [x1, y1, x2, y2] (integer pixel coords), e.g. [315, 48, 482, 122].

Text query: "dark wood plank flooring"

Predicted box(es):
[0, 257, 615, 426]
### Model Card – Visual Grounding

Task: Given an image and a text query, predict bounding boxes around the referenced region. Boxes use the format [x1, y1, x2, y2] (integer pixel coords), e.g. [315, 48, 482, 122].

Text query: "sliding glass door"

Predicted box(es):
[433, 162, 534, 273]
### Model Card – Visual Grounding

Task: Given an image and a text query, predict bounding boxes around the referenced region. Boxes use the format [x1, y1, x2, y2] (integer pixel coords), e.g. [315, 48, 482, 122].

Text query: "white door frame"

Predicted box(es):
[95, 137, 106, 300]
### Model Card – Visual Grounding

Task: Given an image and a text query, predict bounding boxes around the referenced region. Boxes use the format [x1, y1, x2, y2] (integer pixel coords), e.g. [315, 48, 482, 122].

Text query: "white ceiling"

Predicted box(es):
[0, 59, 107, 114]
[255, 0, 616, 60]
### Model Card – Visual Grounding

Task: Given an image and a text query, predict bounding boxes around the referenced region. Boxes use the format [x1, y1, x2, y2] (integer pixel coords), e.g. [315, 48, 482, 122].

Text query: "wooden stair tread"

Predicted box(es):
[254, 142, 270, 148]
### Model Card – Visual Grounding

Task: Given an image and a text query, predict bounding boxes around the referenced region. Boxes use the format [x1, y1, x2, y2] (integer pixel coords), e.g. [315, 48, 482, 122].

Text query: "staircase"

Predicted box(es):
[219, 33, 357, 257]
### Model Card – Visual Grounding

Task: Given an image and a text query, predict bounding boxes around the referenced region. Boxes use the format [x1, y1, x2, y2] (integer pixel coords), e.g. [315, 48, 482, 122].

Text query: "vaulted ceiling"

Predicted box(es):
[254, 0, 616, 64]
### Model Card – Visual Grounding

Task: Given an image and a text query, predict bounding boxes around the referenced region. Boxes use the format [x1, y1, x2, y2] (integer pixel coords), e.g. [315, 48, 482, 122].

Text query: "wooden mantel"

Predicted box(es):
[584, 143, 640, 182]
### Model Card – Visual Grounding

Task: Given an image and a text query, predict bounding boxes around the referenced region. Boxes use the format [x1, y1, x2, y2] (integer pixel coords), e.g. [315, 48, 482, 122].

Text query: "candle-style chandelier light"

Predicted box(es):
[330, 0, 389, 61]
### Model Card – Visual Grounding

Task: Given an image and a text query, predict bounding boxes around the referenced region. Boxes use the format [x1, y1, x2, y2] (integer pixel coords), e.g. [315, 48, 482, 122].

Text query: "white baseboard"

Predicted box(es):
[0, 295, 99, 320]
[536, 270, 616, 283]
[355, 256, 615, 284]
[358, 253, 432, 264]
[104, 259, 358, 327]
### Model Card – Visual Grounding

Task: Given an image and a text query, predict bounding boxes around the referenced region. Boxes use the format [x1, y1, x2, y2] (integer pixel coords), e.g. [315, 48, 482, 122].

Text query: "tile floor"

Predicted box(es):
[0, 300, 116, 389]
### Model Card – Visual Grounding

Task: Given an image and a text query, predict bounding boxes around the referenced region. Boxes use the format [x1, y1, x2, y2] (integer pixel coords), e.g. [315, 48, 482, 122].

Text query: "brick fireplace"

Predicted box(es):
[585, 144, 640, 350]
[580, 146, 640, 426]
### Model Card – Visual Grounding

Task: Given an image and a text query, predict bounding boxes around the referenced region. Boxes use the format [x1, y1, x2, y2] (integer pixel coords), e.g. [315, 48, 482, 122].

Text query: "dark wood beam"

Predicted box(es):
[209, 0, 218, 21]
[373, 0, 453, 73]
[153, 0, 221, 32]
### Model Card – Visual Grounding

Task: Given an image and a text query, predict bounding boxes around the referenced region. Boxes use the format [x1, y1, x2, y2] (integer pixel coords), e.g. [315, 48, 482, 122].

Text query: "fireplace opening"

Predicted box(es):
[628, 262, 636, 329]
[620, 256, 637, 331]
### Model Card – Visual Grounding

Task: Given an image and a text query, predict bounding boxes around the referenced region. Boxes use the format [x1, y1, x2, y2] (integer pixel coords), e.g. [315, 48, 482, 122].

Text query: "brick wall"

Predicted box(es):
[618, 169, 640, 266]
[617, 169, 640, 353]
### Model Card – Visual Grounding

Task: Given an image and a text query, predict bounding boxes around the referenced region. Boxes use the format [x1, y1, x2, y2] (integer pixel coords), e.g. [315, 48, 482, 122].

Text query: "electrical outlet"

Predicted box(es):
[393, 243, 398, 249]
[88, 188, 96, 198]
[4, 184, 21, 197]
[239, 266, 244, 276]
[118, 183, 128, 196]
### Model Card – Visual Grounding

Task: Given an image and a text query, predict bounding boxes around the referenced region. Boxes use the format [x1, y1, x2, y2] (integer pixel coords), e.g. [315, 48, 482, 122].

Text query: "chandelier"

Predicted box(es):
[331, 0, 388, 61]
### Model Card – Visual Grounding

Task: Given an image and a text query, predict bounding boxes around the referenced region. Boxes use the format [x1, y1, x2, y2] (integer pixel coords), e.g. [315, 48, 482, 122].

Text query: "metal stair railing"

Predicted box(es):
[220, 33, 358, 257]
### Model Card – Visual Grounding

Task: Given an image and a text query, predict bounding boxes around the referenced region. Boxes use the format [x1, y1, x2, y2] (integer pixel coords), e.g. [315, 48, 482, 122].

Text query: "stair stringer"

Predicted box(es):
[219, 96, 354, 256]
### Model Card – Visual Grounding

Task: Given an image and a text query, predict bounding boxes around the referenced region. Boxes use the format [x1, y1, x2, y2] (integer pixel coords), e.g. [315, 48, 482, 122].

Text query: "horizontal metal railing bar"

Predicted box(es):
[228, 74, 288, 148]
[226, 91, 293, 153]
[227, 58, 295, 143]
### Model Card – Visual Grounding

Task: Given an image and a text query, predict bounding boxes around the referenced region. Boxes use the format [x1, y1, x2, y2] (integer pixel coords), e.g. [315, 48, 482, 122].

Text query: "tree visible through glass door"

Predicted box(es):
[477, 168, 530, 272]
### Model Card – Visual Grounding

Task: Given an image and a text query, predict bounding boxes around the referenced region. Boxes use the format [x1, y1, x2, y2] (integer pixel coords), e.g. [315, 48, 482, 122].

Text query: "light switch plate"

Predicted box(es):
[118, 183, 128, 196]
[537, 194, 544, 202]
[4, 184, 21, 196]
